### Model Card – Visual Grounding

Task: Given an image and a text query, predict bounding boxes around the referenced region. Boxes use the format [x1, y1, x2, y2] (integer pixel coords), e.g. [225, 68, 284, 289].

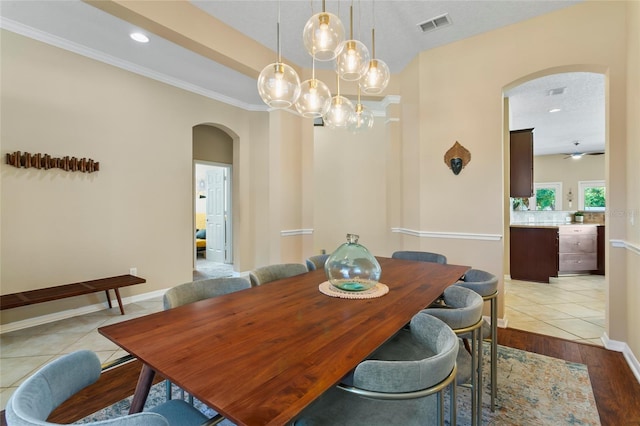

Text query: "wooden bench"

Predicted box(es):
[0, 275, 146, 315]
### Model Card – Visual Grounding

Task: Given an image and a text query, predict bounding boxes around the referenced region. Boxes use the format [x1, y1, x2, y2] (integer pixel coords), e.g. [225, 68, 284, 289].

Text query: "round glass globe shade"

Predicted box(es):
[295, 79, 332, 118]
[303, 12, 345, 61]
[323, 96, 354, 129]
[347, 105, 374, 133]
[335, 40, 370, 81]
[359, 59, 390, 95]
[257, 62, 301, 108]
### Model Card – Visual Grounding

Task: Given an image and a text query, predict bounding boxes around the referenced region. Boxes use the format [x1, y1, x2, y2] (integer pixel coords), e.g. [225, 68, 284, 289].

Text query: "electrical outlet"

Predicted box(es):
[129, 267, 137, 276]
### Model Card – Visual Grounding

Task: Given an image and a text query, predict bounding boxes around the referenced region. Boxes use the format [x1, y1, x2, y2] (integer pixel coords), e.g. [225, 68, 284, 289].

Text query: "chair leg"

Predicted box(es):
[165, 379, 172, 400]
[477, 325, 483, 425]
[470, 327, 477, 426]
[490, 296, 498, 411]
[450, 375, 457, 426]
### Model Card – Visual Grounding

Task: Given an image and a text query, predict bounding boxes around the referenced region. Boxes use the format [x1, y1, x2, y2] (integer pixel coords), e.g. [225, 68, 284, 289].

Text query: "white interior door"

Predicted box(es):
[206, 168, 226, 262]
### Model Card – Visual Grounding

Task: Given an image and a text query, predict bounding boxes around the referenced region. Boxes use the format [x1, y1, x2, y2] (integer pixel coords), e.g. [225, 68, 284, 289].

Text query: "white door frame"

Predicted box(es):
[194, 161, 233, 265]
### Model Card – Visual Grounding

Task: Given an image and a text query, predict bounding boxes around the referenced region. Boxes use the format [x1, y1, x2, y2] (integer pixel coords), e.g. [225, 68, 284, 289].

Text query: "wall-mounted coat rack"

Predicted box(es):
[5, 151, 100, 173]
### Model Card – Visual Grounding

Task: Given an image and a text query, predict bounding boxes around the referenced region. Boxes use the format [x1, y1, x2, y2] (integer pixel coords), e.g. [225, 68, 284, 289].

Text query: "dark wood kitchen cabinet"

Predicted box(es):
[595, 225, 605, 275]
[510, 128, 534, 198]
[510, 226, 558, 283]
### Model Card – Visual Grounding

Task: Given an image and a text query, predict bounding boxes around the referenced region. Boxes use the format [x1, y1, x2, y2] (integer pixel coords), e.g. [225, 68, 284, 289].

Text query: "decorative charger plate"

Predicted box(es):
[318, 281, 389, 299]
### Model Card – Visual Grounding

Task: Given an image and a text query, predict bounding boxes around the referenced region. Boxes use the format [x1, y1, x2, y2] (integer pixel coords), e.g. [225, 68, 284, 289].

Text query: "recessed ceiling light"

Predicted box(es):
[549, 108, 561, 113]
[130, 33, 149, 43]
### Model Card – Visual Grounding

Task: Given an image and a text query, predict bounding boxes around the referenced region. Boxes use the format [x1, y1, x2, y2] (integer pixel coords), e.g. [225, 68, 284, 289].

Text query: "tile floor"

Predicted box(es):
[0, 266, 605, 412]
[504, 274, 606, 346]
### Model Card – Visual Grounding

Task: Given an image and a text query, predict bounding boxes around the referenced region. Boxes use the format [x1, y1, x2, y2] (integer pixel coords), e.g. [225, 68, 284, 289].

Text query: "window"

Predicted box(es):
[578, 180, 606, 211]
[530, 182, 563, 211]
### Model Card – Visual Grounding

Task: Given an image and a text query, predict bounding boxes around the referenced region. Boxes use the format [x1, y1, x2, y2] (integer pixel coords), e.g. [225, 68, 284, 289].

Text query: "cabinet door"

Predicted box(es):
[510, 227, 558, 283]
[595, 225, 605, 275]
[510, 128, 534, 198]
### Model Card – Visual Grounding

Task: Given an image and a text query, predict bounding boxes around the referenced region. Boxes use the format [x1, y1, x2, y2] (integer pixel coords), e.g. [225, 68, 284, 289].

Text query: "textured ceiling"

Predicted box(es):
[0, 0, 604, 156]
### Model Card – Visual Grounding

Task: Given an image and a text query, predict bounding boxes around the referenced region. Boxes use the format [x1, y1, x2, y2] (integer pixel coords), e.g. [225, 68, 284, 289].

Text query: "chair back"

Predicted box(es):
[353, 313, 458, 394]
[305, 254, 329, 271]
[456, 268, 498, 297]
[249, 263, 308, 287]
[163, 277, 251, 309]
[423, 285, 483, 330]
[391, 251, 447, 264]
[293, 313, 458, 426]
[5, 350, 168, 425]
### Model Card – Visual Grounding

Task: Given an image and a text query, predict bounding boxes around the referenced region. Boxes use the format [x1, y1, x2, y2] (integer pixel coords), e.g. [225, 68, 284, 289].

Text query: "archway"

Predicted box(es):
[192, 123, 238, 277]
[503, 67, 608, 345]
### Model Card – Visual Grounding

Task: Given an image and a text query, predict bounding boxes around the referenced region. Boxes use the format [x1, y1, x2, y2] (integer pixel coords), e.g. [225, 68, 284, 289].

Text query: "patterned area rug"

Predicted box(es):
[78, 343, 600, 425]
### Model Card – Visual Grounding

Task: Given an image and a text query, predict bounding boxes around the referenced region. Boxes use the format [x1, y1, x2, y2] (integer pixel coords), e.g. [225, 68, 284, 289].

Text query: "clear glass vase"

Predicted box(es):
[325, 234, 381, 291]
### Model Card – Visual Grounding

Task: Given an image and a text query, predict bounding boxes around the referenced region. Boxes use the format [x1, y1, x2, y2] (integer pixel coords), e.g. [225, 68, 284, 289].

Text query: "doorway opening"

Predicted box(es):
[194, 162, 234, 278]
[504, 70, 607, 346]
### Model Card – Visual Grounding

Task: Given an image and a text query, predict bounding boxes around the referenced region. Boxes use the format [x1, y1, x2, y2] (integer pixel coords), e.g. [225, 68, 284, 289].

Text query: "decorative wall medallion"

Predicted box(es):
[444, 141, 471, 175]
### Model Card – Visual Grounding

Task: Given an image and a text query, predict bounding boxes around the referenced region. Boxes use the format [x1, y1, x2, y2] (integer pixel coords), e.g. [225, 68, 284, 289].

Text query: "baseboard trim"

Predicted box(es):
[602, 333, 640, 384]
[0, 289, 167, 334]
[483, 315, 508, 329]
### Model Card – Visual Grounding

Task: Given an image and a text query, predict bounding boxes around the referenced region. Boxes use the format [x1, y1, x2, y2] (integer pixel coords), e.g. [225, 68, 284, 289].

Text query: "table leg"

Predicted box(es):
[129, 363, 156, 414]
[114, 288, 125, 315]
[105, 290, 113, 309]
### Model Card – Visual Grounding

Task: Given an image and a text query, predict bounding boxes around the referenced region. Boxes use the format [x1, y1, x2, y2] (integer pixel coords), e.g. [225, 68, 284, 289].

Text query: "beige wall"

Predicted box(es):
[0, 30, 294, 324]
[193, 124, 233, 164]
[534, 154, 605, 210]
[313, 118, 389, 257]
[625, 0, 640, 362]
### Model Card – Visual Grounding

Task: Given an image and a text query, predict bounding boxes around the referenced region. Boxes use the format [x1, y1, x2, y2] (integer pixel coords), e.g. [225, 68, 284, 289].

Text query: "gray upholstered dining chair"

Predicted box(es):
[305, 254, 330, 271]
[249, 263, 308, 287]
[163, 276, 251, 402]
[4, 350, 209, 426]
[423, 285, 484, 426]
[455, 268, 499, 411]
[293, 312, 458, 426]
[163, 276, 251, 310]
[391, 250, 447, 264]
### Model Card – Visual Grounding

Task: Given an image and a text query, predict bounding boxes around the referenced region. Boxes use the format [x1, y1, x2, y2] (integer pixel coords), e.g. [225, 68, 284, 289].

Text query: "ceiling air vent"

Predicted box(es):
[418, 13, 451, 33]
[548, 87, 566, 96]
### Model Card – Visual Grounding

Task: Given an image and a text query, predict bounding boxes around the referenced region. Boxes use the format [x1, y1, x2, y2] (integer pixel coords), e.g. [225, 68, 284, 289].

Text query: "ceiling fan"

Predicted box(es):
[563, 141, 605, 159]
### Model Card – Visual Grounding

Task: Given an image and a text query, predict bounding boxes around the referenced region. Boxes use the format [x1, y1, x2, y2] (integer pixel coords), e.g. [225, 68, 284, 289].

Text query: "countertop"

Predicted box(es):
[510, 222, 601, 228]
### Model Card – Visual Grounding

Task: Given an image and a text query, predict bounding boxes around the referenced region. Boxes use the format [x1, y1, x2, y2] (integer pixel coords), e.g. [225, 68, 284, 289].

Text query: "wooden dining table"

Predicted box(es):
[98, 257, 469, 426]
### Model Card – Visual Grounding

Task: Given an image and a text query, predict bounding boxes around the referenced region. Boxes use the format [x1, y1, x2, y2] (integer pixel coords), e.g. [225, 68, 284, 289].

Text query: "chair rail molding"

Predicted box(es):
[391, 227, 502, 241]
[280, 229, 314, 237]
[610, 239, 640, 255]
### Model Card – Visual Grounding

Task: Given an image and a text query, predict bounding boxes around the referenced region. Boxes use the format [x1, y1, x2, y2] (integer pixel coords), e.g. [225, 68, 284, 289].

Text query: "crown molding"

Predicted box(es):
[0, 18, 265, 112]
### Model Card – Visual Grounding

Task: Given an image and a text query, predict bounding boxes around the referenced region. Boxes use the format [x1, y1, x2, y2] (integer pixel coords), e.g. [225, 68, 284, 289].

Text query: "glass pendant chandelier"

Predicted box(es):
[348, 88, 374, 132]
[335, 4, 369, 81]
[324, 75, 354, 129]
[303, 0, 345, 61]
[257, 6, 301, 108]
[295, 58, 331, 118]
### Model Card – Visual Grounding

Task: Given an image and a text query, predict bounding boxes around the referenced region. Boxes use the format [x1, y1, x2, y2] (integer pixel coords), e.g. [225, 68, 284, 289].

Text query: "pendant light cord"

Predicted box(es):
[276, 0, 281, 63]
